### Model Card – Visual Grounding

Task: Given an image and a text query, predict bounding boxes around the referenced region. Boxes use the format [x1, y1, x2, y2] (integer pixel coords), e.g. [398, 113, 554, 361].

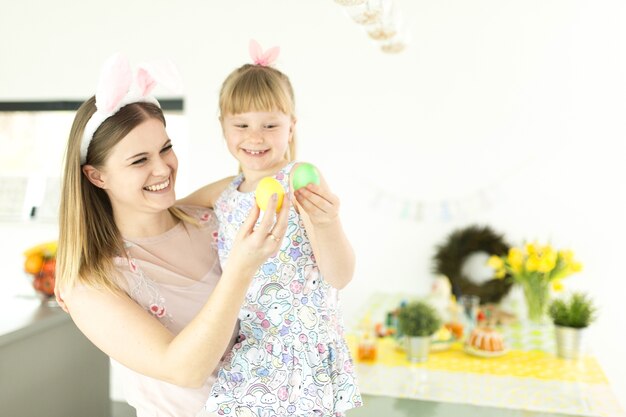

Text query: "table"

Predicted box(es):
[347, 293, 625, 417]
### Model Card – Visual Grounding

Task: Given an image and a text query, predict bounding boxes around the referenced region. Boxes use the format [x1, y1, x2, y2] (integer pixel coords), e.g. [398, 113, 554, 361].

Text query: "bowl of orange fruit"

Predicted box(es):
[24, 241, 57, 304]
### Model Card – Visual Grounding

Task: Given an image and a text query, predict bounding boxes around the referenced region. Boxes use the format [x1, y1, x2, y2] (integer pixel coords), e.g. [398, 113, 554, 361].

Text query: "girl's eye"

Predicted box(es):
[235, 124, 248, 128]
[161, 144, 173, 153]
[265, 124, 277, 129]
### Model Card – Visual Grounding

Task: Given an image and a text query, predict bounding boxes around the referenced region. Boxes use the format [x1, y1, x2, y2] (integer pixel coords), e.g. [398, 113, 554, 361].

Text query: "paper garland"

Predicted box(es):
[363, 180, 509, 223]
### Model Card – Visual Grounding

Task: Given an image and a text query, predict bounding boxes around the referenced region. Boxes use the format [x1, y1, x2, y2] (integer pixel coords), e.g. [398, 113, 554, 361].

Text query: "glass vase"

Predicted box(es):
[520, 279, 550, 324]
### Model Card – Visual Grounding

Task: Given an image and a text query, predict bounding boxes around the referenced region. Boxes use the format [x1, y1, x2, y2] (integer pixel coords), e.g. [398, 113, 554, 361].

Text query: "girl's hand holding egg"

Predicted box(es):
[291, 163, 340, 227]
[292, 162, 320, 191]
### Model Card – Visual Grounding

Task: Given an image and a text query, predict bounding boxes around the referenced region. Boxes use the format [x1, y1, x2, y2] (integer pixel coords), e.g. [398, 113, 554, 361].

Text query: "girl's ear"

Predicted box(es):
[219, 115, 227, 138]
[289, 117, 297, 141]
[82, 165, 107, 189]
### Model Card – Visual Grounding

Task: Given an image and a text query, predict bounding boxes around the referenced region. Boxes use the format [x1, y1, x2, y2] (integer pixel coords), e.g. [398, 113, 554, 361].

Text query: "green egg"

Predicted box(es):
[292, 163, 320, 191]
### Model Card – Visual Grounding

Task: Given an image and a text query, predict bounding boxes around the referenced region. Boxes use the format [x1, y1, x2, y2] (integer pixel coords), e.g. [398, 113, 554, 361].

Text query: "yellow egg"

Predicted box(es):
[254, 177, 285, 212]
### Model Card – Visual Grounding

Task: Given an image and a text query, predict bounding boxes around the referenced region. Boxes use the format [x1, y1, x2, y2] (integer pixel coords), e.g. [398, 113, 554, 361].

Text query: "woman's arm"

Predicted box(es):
[64, 195, 289, 388]
[176, 176, 235, 208]
[291, 166, 355, 290]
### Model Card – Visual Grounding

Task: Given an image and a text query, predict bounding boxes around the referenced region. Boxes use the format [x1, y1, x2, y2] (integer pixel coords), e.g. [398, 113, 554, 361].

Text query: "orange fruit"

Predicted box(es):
[24, 254, 44, 274]
[41, 259, 56, 275]
[38, 274, 55, 296]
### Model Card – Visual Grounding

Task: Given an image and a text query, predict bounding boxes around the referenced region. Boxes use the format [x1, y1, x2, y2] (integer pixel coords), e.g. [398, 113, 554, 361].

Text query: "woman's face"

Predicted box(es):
[86, 118, 178, 218]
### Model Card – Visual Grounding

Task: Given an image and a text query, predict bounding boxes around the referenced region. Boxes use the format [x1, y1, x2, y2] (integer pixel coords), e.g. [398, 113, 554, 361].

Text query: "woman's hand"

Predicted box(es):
[227, 193, 290, 275]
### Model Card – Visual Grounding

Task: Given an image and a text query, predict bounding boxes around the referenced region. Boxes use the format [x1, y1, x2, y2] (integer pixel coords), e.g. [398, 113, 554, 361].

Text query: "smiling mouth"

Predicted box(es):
[144, 178, 170, 192]
[243, 149, 269, 156]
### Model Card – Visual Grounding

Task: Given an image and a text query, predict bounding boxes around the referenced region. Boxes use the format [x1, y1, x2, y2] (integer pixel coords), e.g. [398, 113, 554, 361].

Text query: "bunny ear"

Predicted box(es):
[249, 40, 280, 66]
[136, 67, 157, 96]
[139, 60, 183, 94]
[95, 53, 132, 113]
[261, 46, 280, 66]
[249, 39, 264, 64]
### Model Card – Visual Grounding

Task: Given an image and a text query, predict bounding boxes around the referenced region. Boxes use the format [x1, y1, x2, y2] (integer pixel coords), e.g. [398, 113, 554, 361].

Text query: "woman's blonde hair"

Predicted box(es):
[57, 97, 191, 292]
[219, 64, 297, 161]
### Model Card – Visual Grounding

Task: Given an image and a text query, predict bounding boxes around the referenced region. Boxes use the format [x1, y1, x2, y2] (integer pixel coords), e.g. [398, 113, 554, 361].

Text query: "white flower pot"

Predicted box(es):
[555, 325, 586, 359]
[405, 336, 431, 362]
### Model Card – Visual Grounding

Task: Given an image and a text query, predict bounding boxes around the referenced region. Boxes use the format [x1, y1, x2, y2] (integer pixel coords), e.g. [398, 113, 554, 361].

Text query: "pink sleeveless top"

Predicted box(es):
[112, 206, 235, 417]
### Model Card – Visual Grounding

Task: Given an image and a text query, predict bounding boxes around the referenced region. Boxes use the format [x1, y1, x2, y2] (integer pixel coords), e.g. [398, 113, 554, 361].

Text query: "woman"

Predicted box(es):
[55, 56, 289, 417]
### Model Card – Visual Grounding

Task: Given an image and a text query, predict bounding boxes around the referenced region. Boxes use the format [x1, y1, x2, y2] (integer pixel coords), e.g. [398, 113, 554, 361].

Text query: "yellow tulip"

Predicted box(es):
[525, 242, 538, 255]
[551, 279, 564, 292]
[487, 256, 508, 279]
[526, 255, 540, 272]
[508, 247, 524, 273]
[538, 259, 554, 273]
[559, 249, 574, 263]
[538, 249, 557, 273]
[487, 255, 504, 270]
[543, 245, 556, 256]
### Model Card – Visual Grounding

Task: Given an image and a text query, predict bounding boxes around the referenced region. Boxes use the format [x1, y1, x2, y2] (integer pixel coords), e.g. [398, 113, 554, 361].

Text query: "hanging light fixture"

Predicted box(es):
[344, 0, 383, 25]
[336, 0, 408, 53]
[334, 0, 367, 6]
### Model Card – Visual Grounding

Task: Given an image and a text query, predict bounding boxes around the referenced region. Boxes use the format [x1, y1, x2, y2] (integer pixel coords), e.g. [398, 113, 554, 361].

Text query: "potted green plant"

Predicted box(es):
[398, 300, 442, 362]
[548, 292, 597, 359]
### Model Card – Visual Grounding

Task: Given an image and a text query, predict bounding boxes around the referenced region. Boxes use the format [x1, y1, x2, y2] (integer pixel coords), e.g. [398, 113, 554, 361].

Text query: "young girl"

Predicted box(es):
[182, 41, 362, 416]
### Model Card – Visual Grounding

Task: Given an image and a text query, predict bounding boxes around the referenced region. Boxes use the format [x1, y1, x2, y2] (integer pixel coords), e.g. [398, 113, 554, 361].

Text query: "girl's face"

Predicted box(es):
[221, 110, 294, 178]
[84, 118, 178, 220]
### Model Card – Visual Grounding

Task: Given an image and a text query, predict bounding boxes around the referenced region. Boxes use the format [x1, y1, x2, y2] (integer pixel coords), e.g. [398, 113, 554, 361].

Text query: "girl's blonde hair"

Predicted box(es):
[57, 97, 191, 292]
[219, 64, 297, 161]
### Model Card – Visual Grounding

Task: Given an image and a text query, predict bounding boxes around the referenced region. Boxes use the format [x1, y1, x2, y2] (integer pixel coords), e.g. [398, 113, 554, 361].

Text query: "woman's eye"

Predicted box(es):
[131, 157, 147, 165]
[235, 124, 248, 128]
[161, 144, 173, 153]
[265, 124, 277, 129]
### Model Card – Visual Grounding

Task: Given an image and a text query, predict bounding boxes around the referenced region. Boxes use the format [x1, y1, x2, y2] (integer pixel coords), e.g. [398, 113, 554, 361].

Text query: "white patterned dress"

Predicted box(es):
[204, 162, 362, 417]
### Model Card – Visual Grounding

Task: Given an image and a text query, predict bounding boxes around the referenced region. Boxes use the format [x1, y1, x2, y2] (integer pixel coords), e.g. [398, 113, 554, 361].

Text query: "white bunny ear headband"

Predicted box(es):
[80, 53, 182, 164]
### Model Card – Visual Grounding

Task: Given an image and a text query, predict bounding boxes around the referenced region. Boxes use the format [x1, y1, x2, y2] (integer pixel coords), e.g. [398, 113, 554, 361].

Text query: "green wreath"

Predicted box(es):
[432, 225, 513, 304]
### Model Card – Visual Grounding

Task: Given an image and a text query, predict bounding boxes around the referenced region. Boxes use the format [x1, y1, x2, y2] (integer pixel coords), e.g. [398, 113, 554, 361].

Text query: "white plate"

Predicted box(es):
[463, 344, 509, 358]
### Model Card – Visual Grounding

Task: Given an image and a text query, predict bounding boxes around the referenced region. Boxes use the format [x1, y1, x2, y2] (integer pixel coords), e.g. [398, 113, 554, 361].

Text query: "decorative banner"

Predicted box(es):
[360, 173, 517, 223]
[356, 153, 536, 223]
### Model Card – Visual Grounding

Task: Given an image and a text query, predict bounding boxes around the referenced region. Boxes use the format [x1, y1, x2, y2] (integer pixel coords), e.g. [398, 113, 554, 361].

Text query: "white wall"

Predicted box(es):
[2, 0, 625, 408]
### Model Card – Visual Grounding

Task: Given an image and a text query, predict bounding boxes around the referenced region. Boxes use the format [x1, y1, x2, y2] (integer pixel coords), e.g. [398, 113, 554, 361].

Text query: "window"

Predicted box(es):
[0, 100, 186, 222]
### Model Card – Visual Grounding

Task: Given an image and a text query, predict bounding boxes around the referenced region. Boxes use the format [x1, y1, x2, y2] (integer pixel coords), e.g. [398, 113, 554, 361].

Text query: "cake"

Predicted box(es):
[466, 327, 505, 352]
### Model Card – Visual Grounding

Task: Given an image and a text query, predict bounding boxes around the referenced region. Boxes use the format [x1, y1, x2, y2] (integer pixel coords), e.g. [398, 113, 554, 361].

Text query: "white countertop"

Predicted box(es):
[0, 220, 65, 344]
[0, 293, 68, 346]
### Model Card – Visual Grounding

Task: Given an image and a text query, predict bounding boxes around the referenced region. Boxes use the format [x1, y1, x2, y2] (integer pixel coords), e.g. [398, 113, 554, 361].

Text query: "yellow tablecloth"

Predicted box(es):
[350, 337, 607, 384]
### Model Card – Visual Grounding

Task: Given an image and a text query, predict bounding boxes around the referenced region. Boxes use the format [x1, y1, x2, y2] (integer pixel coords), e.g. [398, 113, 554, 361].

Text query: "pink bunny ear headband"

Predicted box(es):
[80, 53, 182, 164]
[249, 39, 280, 67]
